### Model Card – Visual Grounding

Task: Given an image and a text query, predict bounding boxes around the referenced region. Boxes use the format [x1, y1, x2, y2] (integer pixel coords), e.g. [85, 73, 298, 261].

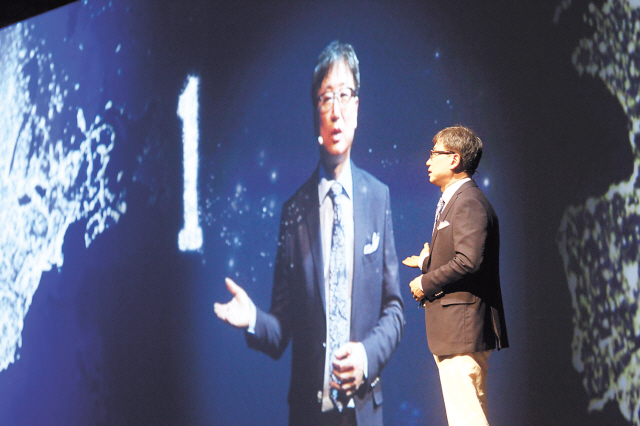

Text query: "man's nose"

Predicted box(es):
[330, 98, 343, 119]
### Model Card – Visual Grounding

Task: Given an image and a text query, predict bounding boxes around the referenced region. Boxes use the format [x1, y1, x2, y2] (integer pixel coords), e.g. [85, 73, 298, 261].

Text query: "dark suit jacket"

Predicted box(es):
[246, 161, 405, 426]
[420, 180, 508, 356]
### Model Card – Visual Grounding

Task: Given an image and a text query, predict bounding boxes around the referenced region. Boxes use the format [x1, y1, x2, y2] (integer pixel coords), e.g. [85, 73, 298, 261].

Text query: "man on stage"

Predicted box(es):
[403, 125, 508, 426]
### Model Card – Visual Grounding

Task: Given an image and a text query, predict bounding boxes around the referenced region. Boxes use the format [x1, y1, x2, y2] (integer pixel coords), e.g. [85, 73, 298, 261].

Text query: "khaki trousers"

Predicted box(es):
[433, 350, 492, 426]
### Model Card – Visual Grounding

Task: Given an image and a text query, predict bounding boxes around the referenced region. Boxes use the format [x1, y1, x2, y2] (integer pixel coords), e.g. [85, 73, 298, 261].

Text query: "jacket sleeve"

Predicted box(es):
[245, 209, 293, 359]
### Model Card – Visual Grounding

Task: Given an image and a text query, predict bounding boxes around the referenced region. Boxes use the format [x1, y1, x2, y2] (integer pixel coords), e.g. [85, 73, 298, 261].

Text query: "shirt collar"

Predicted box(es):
[318, 160, 353, 204]
[441, 177, 471, 205]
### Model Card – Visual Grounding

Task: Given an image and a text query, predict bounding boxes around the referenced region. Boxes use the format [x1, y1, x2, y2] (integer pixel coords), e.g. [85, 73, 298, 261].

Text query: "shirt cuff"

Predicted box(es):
[246, 299, 257, 334]
[357, 342, 368, 379]
[419, 252, 428, 272]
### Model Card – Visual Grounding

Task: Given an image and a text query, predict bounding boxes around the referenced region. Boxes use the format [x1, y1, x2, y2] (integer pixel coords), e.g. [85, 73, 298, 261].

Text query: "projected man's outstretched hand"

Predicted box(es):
[214, 278, 252, 328]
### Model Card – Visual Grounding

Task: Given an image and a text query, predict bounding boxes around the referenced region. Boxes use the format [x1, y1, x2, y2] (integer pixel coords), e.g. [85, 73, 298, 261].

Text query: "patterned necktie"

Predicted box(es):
[328, 182, 349, 411]
[433, 197, 445, 236]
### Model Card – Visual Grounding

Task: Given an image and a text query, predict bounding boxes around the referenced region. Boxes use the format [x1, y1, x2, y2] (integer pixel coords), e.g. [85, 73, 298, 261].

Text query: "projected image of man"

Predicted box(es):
[214, 41, 405, 426]
[403, 125, 508, 426]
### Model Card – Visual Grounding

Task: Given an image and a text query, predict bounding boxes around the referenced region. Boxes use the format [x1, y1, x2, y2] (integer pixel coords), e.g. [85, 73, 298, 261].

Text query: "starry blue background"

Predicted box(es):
[0, 0, 632, 425]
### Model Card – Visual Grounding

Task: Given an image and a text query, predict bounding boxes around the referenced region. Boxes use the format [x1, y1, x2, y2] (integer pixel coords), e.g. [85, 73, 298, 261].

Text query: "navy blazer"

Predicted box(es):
[421, 180, 508, 357]
[246, 161, 405, 425]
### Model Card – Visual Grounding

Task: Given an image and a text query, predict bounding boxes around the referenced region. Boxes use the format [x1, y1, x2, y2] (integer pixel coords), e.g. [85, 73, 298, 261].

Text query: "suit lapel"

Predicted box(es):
[304, 167, 326, 313]
[431, 180, 477, 248]
[351, 163, 367, 336]
[310, 162, 367, 323]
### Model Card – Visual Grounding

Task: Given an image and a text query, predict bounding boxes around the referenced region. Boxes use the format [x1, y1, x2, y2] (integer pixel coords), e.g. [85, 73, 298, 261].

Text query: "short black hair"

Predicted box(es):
[311, 41, 360, 108]
[433, 125, 483, 176]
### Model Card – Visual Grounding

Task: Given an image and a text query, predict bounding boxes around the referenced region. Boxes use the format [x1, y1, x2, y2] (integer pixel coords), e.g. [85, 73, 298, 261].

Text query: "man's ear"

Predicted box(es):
[449, 153, 462, 172]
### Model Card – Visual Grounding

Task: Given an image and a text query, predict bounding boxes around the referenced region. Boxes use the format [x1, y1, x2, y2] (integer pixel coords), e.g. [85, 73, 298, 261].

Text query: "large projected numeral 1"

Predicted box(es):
[178, 75, 203, 252]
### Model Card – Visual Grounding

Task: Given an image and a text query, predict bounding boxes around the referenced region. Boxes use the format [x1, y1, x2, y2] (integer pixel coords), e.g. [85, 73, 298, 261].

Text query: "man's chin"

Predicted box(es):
[320, 145, 350, 163]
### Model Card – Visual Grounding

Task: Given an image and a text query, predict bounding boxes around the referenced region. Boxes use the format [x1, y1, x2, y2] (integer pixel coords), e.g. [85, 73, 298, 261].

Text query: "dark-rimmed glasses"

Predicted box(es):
[429, 150, 455, 159]
[317, 88, 357, 113]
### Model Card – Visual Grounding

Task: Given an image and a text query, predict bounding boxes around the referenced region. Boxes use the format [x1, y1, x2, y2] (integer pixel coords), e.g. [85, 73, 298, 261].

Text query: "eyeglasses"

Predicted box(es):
[429, 150, 455, 159]
[317, 88, 357, 113]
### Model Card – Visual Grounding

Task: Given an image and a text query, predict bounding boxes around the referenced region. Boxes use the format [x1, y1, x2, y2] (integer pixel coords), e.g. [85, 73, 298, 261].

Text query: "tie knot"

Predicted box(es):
[329, 183, 343, 202]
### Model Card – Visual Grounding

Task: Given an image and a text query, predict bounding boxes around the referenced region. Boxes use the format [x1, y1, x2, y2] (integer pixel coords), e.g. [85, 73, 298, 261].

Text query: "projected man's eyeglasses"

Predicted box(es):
[317, 88, 357, 113]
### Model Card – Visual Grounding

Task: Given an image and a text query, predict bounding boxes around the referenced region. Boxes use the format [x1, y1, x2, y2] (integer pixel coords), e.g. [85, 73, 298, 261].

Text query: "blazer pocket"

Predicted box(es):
[440, 291, 476, 306]
[437, 220, 450, 230]
[363, 246, 382, 264]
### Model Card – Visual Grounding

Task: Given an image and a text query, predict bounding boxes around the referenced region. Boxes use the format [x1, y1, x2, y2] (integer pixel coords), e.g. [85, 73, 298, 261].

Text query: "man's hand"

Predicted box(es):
[213, 278, 252, 328]
[331, 342, 366, 397]
[409, 275, 425, 302]
[402, 242, 429, 268]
